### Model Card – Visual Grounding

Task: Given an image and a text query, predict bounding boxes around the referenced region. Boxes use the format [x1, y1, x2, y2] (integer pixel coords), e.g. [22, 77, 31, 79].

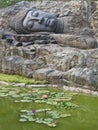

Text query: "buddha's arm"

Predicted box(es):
[51, 33, 97, 49]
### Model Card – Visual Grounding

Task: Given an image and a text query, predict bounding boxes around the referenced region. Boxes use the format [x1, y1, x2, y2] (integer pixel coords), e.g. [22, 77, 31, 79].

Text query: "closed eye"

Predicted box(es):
[27, 20, 34, 28]
[31, 11, 39, 17]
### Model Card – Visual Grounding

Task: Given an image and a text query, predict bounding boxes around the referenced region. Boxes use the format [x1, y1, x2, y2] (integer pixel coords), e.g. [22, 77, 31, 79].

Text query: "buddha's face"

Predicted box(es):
[10, 9, 63, 34]
[22, 9, 58, 32]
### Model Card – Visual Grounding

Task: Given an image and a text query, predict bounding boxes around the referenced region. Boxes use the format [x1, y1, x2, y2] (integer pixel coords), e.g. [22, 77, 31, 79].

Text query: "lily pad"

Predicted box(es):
[0, 89, 9, 93]
[35, 100, 46, 103]
[36, 108, 47, 112]
[28, 117, 36, 121]
[11, 94, 21, 98]
[20, 110, 31, 113]
[48, 123, 56, 127]
[20, 99, 32, 102]
[19, 118, 27, 122]
[44, 118, 53, 123]
[0, 93, 8, 97]
[14, 100, 20, 103]
[52, 115, 60, 119]
[20, 115, 29, 119]
[35, 118, 43, 123]
[60, 114, 71, 118]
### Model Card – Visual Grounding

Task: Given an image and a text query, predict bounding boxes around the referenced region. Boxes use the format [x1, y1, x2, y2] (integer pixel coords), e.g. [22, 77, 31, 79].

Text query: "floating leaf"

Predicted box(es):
[27, 112, 33, 116]
[20, 110, 27, 113]
[36, 108, 46, 112]
[60, 114, 71, 118]
[0, 93, 8, 97]
[20, 93, 31, 97]
[28, 117, 36, 121]
[14, 100, 20, 103]
[65, 102, 79, 109]
[35, 118, 43, 123]
[51, 92, 57, 95]
[20, 110, 31, 113]
[35, 100, 46, 103]
[37, 90, 50, 94]
[52, 115, 60, 119]
[44, 118, 53, 122]
[48, 123, 56, 127]
[19, 118, 27, 122]
[11, 94, 21, 98]
[20, 99, 32, 102]
[0, 89, 8, 93]
[44, 108, 51, 111]
[20, 115, 29, 119]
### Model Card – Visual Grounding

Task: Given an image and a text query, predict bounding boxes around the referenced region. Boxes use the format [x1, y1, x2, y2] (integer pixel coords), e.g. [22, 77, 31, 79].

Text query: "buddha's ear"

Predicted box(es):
[10, 16, 29, 34]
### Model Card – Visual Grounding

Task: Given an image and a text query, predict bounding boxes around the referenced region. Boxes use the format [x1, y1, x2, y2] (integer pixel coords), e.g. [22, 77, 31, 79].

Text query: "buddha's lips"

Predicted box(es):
[43, 18, 56, 27]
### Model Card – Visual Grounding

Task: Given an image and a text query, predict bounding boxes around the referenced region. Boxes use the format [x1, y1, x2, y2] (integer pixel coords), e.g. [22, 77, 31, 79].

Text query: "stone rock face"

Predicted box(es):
[0, 0, 98, 90]
[90, 1, 98, 37]
[51, 32, 97, 49]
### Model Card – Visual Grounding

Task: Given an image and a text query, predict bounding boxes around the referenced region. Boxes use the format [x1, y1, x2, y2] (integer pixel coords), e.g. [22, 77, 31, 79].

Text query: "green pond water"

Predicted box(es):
[0, 87, 98, 130]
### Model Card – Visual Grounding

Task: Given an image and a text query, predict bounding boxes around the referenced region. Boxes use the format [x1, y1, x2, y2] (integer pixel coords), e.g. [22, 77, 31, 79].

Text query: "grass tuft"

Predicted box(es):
[0, 73, 48, 84]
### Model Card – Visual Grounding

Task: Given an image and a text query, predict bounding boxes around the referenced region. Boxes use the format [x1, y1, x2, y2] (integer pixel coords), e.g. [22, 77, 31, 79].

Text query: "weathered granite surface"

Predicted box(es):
[0, 0, 98, 90]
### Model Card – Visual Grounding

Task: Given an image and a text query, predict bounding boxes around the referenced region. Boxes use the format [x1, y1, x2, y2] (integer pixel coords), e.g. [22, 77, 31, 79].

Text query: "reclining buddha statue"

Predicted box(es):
[10, 7, 85, 34]
[6, 7, 97, 49]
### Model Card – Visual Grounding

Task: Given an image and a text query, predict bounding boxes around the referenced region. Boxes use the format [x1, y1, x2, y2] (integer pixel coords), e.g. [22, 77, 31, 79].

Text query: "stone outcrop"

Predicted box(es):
[0, 0, 98, 90]
[90, 1, 98, 37]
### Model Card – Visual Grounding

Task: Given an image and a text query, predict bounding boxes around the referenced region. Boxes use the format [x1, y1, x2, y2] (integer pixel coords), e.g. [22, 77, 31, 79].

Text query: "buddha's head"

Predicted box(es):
[10, 8, 64, 34]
